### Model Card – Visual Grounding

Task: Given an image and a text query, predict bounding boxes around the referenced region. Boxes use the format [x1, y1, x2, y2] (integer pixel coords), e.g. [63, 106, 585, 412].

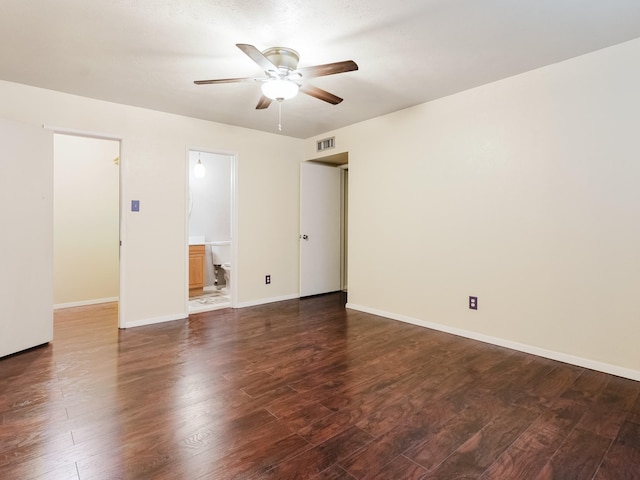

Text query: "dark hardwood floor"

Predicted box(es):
[1, 293, 640, 479]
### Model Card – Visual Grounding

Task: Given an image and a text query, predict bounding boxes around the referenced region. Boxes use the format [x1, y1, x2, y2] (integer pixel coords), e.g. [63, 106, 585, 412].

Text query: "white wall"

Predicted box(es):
[0, 80, 303, 327]
[54, 134, 120, 306]
[0, 118, 53, 357]
[308, 38, 640, 379]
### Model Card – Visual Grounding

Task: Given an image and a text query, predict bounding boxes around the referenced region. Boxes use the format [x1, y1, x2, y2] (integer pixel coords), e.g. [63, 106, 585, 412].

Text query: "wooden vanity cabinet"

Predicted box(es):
[189, 244, 206, 297]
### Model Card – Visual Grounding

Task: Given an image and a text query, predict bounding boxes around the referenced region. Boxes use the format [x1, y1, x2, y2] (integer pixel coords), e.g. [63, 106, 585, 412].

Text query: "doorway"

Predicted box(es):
[53, 133, 121, 317]
[299, 159, 349, 298]
[187, 150, 236, 313]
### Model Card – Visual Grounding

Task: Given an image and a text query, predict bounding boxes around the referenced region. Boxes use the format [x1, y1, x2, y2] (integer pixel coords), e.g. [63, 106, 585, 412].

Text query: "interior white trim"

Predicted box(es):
[54, 297, 119, 310]
[49, 128, 126, 328]
[43, 125, 124, 141]
[346, 303, 640, 382]
[185, 147, 239, 315]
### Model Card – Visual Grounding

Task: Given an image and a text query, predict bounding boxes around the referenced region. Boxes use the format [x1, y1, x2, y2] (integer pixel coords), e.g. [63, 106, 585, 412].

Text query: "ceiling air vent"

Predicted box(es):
[317, 137, 335, 152]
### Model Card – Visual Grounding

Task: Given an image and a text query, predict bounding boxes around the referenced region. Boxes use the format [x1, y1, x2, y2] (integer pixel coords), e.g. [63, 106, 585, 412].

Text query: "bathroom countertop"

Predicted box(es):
[189, 236, 206, 245]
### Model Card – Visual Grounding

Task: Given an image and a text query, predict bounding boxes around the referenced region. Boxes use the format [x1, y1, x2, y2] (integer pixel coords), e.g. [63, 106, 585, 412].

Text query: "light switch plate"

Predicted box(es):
[131, 200, 140, 212]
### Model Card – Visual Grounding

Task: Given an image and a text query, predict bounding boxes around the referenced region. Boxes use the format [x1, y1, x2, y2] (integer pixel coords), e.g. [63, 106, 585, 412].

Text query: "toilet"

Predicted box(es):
[210, 241, 231, 290]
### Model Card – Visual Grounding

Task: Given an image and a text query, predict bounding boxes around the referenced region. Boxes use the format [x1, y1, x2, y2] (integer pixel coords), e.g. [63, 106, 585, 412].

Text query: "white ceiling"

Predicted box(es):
[2, 0, 640, 139]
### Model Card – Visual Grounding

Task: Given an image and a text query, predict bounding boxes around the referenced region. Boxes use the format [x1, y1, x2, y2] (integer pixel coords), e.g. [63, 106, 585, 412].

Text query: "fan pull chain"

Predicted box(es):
[278, 100, 283, 131]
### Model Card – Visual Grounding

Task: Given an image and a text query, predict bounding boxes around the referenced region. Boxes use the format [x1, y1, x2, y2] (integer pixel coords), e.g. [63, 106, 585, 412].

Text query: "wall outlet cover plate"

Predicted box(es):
[469, 296, 478, 310]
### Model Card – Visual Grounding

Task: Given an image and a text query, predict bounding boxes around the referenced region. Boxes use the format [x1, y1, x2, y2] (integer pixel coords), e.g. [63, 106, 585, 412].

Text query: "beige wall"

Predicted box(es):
[0, 81, 304, 327]
[54, 134, 120, 306]
[3, 35, 640, 378]
[308, 38, 640, 379]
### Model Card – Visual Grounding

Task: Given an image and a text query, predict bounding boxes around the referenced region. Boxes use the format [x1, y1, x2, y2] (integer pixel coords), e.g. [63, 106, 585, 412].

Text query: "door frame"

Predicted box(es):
[339, 164, 348, 292]
[184, 147, 238, 310]
[45, 125, 126, 328]
[299, 161, 347, 297]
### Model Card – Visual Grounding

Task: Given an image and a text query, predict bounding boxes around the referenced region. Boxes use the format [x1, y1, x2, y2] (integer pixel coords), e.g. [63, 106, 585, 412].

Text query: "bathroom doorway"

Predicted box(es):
[187, 150, 236, 314]
[53, 133, 121, 319]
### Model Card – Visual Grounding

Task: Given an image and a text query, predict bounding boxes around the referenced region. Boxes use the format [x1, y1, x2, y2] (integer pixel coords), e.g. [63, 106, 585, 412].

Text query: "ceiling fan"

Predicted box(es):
[194, 44, 358, 110]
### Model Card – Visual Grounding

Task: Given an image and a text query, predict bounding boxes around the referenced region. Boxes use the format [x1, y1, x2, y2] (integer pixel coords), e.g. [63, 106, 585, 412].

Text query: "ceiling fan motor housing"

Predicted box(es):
[262, 47, 300, 75]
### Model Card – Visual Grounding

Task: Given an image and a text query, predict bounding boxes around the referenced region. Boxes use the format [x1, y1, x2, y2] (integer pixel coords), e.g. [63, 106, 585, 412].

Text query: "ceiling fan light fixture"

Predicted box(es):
[261, 78, 299, 100]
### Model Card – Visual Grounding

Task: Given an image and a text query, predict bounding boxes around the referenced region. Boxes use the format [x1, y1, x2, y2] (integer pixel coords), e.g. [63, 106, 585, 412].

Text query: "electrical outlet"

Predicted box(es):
[469, 296, 478, 310]
[265, 275, 271, 285]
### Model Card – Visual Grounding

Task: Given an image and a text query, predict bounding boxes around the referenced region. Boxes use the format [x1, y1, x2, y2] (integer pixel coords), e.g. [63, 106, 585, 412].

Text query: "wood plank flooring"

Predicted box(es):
[1, 293, 640, 479]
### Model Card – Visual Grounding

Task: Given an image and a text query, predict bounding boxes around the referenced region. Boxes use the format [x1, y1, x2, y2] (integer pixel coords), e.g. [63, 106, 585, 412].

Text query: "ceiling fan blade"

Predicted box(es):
[255, 96, 273, 110]
[295, 60, 358, 79]
[300, 85, 343, 105]
[236, 43, 280, 75]
[194, 76, 258, 85]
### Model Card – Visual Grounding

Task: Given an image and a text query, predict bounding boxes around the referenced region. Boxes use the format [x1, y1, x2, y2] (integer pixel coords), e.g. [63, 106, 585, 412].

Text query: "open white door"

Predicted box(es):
[0, 119, 53, 357]
[300, 162, 341, 297]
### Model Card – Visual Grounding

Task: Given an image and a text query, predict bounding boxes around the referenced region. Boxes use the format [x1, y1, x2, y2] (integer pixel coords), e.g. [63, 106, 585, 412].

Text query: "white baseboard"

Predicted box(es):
[122, 313, 187, 329]
[54, 297, 119, 310]
[235, 293, 299, 309]
[346, 302, 640, 382]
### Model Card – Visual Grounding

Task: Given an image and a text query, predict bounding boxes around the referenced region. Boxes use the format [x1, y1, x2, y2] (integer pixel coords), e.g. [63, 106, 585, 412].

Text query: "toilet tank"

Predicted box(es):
[210, 241, 231, 265]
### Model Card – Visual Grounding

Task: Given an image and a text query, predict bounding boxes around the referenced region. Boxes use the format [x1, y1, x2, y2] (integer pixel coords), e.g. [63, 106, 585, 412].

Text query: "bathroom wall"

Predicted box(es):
[53, 134, 120, 307]
[188, 151, 231, 242]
